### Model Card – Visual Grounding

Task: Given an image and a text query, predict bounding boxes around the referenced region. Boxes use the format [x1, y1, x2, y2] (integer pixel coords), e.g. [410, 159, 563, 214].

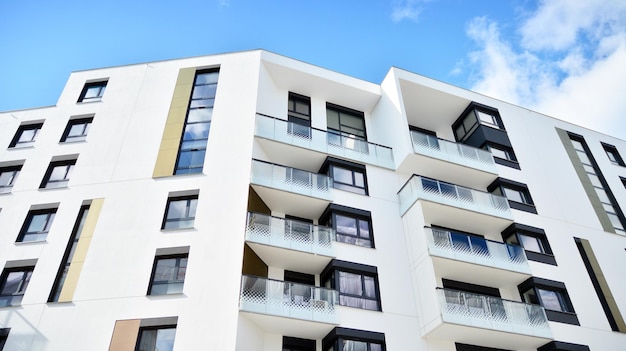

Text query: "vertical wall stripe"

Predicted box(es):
[58, 198, 104, 302]
[575, 237, 626, 332]
[108, 319, 141, 351]
[152, 67, 196, 177]
[556, 128, 614, 232]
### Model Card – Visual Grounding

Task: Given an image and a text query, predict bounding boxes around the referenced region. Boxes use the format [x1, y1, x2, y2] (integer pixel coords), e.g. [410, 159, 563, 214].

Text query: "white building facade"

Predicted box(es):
[0, 50, 624, 351]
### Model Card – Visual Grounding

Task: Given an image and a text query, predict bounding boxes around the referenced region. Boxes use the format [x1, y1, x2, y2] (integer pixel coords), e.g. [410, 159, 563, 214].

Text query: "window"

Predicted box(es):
[61, 117, 93, 142]
[135, 326, 176, 351]
[17, 208, 57, 242]
[320, 204, 374, 248]
[162, 195, 198, 229]
[0, 266, 34, 307]
[518, 277, 578, 325]
[0, 328, 9, 350]
[323, 327, 385, 351]
[453, 107, 503, 142]
[326, 103, 368, 153]
[0, 164, 22, 194]
[501, 223, 555, 265]
[602, 143, 624, 166]
[9, 123, 43, 148]
[538, 341, 590, 351]
[484, 143, 520, 169]
[175, 69, 219, 174]
[488, 178, 536, 214]
[321, 157, 368, 195]
[40, 159, 76, 189]
[49, 205, 90, 302]
[322, 260, 381, 311]
[283, 336, 315, 351]
[288, 92, 311, 138]
[148, 253, 188, 295]
[455, 344, 511, 351]
[78, 80, 107, 102]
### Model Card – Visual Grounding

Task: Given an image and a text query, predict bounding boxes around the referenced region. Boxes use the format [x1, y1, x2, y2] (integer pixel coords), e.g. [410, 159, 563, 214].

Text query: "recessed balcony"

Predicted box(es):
[426, 227, 531, 287]
[239, 275, 339, 339]
[250, 159, 331, 219]
[245, 212, 335, 274]
[425, 288, 552, 349]
[398, 175, 513, 233]
[398, 130, 497, 189]
[254, 114, 394, 169]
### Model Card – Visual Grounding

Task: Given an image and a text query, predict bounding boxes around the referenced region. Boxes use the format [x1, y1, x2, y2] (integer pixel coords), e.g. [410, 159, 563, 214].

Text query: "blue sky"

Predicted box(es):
[1, 0, 625, 138]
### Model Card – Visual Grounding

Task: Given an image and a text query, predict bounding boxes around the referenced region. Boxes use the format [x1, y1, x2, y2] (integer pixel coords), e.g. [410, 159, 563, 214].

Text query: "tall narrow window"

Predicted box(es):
[9, 123, 43, 148]
[17, 208, 57, 242]
[175, 69, 219, 174]
[288, 92, 311, 138]
[40, 159, 76, 189]
[0, 266, 34, 307]
[78, 80, 107, 102]
[49, 205, 90, 302]
[162, 195, 198, 230]
[135, 326, 176, 351]
[61, 117, 93, 142]
[0, 164, 22, 194]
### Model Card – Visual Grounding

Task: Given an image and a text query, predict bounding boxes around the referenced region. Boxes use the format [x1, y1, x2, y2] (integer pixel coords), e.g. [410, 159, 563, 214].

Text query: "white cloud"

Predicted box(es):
[391, 0, 427, 23]
[462, 2, 626, 139]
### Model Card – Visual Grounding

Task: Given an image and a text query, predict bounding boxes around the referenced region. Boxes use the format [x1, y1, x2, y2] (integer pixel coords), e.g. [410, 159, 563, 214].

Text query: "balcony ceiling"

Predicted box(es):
[250, 184, 330, 220]
[254, 138, 328, 173]
[246, 242, 333, 275]
[239, 311, 337, 340]
[417, 200, 513, 234]
[431, 256, 531, 289]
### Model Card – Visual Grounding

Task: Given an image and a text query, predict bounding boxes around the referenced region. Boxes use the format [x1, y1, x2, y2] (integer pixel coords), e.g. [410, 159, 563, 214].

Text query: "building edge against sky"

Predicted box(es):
[0, 49, 624, 350]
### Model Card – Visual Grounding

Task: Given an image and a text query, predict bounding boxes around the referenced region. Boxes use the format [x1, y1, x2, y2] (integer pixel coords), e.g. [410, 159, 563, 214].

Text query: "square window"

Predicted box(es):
[322, 260, 380, 311]
[0, 165, 22, 194]
[488, 178, 536, 214]
[9, 123, 43, 148]
[502, 223, 555, 265]
[162, 195, 198, 229]
[323, 327, 386, 351]
[148, 254, 188, 295]
[283, 336, 315, 351]
[321, 204, 374, 248]
[78, 80, 107, 102]
[61, 117, 93, 142]
[321, 158, 368, 195]
[40, 159, 76, 189]
[602, 143, 625, 166]
[518, 277, 578, 325]
[0, 266, 34, 307]
[17, 208, 57, 242]
[135, 326, 176, 351]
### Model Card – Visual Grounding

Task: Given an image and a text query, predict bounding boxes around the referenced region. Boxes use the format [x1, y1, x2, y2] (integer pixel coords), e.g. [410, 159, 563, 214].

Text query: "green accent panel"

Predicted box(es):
[556, 128, 614, 233]
[152, 67, 196, 178]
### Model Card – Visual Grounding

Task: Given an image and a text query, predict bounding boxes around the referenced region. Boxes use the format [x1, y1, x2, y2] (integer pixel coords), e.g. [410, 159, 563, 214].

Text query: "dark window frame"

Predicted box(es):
[0, 266, 35, 307]
[453, 103, 506, 142]
[601, 143, 625, 166]
[323, 327, 386, 351]
[0, 328, 9, 350]
[0, 164, 22, 194]
[17, 208, 57, 242]
[78, 80, 107, 103]
[320, 157, 368, 195]
[455, 343, 512, 351]
[147, 254, 188, 295]
[518, 277, 578, 325]
[537, 341, 590, 351]
[288, 92, 312, 138]
[320, 204, 374, 248]
[326, 102, 367, 140]
[161, 195, 198, 230]
[501, 223, 556, 265]
[9, 123, 43, 148]
[283, 336, 316, 351]
[60, 117, 93, 143]
[40, 159, 76, 189]
[321, 259, 381, 311]
[134, 325, 177, 351]
[484, 142, 521, 169]
[488, 178, 537, 214]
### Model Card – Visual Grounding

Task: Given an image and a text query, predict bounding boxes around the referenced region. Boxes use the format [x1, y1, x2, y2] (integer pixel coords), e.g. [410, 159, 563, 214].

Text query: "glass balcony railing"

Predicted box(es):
[426, 227, 530, 274]
[245, 212, 334, 256]
[437, 288, 551, 338]
[240, 275, 339, 324]
[250, 159, 332, 200]
[398, 175, 511, 218]
[255, 114, 394, 169]
[410, 129, 496, 172]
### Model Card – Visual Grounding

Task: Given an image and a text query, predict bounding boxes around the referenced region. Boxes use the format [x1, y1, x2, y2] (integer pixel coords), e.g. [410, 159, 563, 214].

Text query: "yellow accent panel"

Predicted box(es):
[152, 67, 196, 178]
[108, 319, 141, 351]
[58, 198, 104, 303]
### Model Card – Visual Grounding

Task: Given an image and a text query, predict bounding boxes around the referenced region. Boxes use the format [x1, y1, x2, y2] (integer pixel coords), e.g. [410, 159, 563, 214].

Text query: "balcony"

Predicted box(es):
[254, 114, 394, 169]
[398, 130, 497, 189]
[398, 175, 513, 232]
[426, 227, 531, 286]
[250, 159, 332, 219]
[245, 212, 335, 274]
[239, 275, 339, 339]
[424, 288, 552, 349]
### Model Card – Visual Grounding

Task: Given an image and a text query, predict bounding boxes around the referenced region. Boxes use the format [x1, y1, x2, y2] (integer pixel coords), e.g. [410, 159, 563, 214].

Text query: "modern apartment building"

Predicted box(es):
[0, 50, 625, 351]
